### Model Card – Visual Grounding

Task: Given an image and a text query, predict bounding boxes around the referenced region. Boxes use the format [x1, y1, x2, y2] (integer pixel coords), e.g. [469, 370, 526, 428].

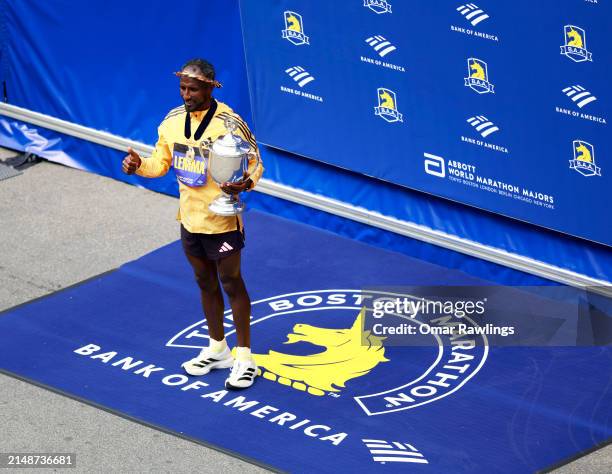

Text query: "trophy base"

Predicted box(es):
[208, 194, 245, 216]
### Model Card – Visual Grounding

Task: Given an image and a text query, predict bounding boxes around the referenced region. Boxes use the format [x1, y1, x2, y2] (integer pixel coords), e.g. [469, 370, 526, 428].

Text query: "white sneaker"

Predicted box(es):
[182, 346, 234, 376]
[225, 358, 258, 389]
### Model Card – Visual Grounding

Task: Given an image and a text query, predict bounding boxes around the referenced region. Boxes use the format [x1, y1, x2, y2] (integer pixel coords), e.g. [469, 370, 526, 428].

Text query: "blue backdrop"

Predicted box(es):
[0, 0, 249, 195]
[0, 0, 609, 282]
[2, 0, 251, 140]
[240, 0, 610, 246]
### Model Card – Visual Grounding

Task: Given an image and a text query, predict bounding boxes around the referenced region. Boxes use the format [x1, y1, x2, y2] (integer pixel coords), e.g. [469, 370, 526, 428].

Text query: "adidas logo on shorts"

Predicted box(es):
[219, 242, 234, 253]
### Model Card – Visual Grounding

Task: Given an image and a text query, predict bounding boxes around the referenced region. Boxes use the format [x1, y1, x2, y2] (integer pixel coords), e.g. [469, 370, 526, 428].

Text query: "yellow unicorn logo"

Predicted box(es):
[379, 90, 395, 110]
[282, 11, 309, 45]
[251, 308, 388, 396]
[567, 27, 583, 48]
[470, 61, 486, 80]
[286, 13, 302, 33]
[575, 143, 593, 163]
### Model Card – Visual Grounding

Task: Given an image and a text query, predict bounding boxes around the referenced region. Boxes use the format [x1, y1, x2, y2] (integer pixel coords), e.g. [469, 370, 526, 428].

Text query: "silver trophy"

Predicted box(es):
[200, 117, 260, 216]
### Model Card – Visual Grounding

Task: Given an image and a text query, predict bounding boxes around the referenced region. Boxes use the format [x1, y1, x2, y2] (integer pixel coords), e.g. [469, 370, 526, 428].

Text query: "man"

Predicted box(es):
[122, 59, 263, 389]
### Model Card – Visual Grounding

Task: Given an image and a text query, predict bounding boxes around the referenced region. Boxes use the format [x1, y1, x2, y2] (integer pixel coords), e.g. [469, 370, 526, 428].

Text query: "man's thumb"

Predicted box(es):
[127, 147, 139, 158]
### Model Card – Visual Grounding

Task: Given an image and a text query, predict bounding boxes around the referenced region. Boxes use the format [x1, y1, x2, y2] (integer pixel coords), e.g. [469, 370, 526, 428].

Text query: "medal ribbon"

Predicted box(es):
[184, 98, 218, 141]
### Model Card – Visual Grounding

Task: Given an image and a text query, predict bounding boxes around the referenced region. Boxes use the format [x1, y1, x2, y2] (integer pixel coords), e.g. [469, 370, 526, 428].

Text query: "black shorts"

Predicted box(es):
[180, 225, 245, 260]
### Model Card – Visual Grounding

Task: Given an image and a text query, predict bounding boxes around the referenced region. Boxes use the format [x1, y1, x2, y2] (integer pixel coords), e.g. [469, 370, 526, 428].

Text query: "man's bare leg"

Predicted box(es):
[217, 251, 251, 348]
[184, 253, 225, 342]
[217, 251, 257, 389]
[181, 253, 236, 376]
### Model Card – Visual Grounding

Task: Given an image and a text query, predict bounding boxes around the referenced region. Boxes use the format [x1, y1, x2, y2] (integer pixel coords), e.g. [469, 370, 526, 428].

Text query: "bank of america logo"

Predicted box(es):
[560, 25, 592, 62]
[374, 88, 403, 123]
[456, 3, 489, 26]
[365, 35, 397, 57]
[562, 85, 597, 108]
[285, 66, 315, 87]
[570, 140, 601, 177]
[464, 58, 494, 94]
[364, 0, 392, 14]
[282, 11, 309, 46]
[467, 115, 499, 137]
[362, 439, 428, 464]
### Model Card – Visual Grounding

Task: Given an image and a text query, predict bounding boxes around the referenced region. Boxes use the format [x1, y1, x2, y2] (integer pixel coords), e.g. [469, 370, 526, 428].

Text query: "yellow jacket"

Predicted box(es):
[136, 101, 263, 234]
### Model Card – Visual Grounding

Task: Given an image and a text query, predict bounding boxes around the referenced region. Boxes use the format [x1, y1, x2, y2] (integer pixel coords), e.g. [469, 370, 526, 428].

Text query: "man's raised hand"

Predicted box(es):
[122, 147, 142, 174]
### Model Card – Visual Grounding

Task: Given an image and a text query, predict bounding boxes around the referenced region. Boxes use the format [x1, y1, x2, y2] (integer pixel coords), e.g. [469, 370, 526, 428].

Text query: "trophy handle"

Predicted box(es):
[243, 149, 261, 181]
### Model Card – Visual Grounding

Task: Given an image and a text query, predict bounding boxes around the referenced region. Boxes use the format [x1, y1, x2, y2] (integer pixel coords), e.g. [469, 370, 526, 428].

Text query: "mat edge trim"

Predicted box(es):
[538, 437, 611, 473]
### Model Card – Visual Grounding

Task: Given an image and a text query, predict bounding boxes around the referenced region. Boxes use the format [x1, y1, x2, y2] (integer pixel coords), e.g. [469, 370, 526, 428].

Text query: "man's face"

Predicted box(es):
[179, 70, 213, 112]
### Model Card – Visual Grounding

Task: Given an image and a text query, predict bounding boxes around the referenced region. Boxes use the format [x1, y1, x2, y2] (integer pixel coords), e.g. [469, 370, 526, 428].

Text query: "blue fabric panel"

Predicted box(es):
[0, 0, 7, 87]
[0, 117, 178, 196]
[240, 0, 611, 245]
[0, 114, 609, 284]
[0, 210, 610, 473]
[245, 192, 557, 287]
[256, 145, 612, 283]
[2, 0, 251, 143]
[0, 0, 608, 282]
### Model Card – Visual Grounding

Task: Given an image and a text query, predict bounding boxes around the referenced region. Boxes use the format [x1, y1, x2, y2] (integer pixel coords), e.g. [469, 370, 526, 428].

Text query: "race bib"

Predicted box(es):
[172, 143, 207, 187]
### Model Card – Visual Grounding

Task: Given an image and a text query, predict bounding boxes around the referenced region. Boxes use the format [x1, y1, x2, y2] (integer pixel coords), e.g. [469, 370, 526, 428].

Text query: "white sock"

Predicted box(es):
[209, 337, 227, 354]
[236, 346, 252, 362]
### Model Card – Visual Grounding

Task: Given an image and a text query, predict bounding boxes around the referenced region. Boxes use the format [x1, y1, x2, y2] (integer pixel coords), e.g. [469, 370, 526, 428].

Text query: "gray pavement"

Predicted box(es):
[0, 152, 609, 473]
[0, 152, 268, 473]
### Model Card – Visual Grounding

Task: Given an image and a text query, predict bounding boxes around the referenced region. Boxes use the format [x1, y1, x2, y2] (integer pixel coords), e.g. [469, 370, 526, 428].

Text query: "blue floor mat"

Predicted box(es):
[0, 210, 610, 473]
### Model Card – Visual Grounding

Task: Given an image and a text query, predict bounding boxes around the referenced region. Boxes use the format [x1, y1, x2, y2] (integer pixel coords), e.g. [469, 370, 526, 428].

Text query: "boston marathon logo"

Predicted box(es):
[364, 0, 392, 14]
[464, 58, 494, 94]
[168, 290, 487, 416]
[569, 140, 601, 177]
[374, 88, 403, 123]
[560, 25, 592, 62]
[282, 11, 309, 46]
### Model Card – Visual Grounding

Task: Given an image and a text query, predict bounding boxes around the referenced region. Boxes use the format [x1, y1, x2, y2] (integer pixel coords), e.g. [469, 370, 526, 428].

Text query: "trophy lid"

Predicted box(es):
[211, 118, 250, 157]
